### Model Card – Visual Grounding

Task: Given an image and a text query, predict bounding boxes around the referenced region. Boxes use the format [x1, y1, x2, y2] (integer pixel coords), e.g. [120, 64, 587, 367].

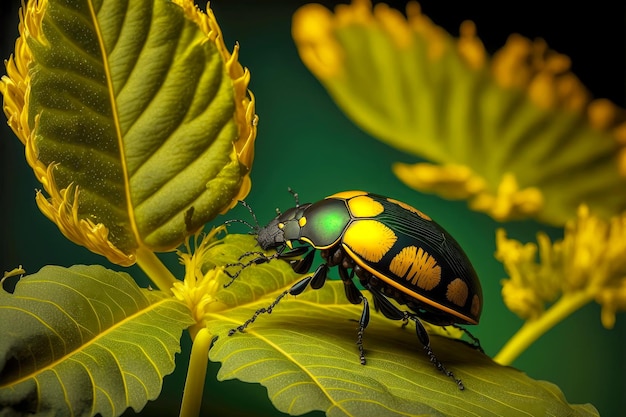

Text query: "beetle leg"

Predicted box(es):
[238, 250, 269, 261]
[310, 263, 329, 289]
[338, 265, 362, 304]
[367, 287, 410, 321]
[356, 295, 370, 365]
[228, 274, 314, 335]
[223, 252, 276, 286]
[279, 246, 309, 258]
[286, 274, 314, 296]
[289, 249, 316, 274]
[451, 324, 484, 353]
[414, 318, 465, 390]
[224, 246, 311, 288]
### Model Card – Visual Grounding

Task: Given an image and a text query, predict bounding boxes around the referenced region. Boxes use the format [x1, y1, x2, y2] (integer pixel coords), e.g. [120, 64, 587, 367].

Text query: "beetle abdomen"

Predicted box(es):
[328, 192, 483, 324]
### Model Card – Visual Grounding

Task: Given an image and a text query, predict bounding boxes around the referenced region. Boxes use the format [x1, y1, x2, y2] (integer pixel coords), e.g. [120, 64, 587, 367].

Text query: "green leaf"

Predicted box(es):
[4, 0, 254, 263]
[201, 233, 303, 309]
[0, 265, 194, 417]
[208, 275, 598, 417]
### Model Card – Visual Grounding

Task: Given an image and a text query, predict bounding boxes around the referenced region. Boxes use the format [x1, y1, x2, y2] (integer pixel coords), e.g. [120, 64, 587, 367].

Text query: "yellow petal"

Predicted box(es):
[292, 0, 626, 225]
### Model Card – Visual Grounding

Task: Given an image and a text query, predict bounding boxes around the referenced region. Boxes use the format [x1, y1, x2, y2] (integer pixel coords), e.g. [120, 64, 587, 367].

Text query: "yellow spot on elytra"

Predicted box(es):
[389, 246, 441, 290]
[344, 220, 396, 263]
[299, 217, 307, 227]
[446, 278, 469, 307]
[470, 294, 481, 318]
[329, 190, 368, 200]
[348, 195, 384, 217]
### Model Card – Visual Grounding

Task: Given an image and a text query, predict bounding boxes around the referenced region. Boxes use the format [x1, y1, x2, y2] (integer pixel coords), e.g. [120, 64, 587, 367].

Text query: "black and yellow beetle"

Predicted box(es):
[226, 190, 483, 389]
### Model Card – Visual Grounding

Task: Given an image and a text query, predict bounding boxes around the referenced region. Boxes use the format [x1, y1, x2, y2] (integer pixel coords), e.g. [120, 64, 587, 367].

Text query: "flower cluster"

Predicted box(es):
[496, 205, 626, 329]
[172, 227, 228, 326]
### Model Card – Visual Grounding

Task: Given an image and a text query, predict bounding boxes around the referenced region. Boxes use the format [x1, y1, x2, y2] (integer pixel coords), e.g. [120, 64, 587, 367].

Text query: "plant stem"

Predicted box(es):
[180, 328, 212, 417]
[135, 247, 177, 293]
[494, 289, 595, 366]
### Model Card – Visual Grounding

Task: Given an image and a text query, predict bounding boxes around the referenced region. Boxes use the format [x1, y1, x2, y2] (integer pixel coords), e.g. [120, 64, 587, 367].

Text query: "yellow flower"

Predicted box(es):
[596, 280, 626, 329]
[172, 227, 228, 327]
[497, 206, 626, 322]
[495, 229, 561, 320]
[495, 205, 626, 364]
[292, 0, 626, 225]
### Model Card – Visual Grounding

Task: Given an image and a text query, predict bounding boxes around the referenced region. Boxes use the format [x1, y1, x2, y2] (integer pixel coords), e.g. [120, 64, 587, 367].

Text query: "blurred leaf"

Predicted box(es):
[205, 237, 597, 417]
[0, 265, 194, 417]
[1, 0, 256, 265]
[292, 2, 626, 225]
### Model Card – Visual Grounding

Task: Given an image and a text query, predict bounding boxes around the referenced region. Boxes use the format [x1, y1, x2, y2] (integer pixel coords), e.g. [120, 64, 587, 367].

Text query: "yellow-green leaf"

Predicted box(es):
[204, 235, 597, 417]
[209, 283, 597, 417]
[201, 233, 303, 309]
[1, 0, 256, 266]
[0, 265, 194, 417]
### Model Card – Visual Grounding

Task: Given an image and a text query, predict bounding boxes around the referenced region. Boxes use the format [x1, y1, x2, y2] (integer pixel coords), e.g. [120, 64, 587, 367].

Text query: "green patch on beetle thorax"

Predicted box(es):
[292, 2, 626, 225]
[300, 198, 352, 247]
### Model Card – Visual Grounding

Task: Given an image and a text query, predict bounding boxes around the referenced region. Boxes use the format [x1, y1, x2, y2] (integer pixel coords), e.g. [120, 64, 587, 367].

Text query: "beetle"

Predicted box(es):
[225, 190, 483, 389]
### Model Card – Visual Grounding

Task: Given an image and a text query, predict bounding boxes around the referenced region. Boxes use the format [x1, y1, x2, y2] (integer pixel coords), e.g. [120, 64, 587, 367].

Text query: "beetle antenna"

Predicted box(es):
[287, 187, 300, 207]
[239, 200, 261, 228]
[223, 251, 280, 287]
[223, 218, 255, 231]
[223, 200, 261, 234]
[223, 244, 298, 288]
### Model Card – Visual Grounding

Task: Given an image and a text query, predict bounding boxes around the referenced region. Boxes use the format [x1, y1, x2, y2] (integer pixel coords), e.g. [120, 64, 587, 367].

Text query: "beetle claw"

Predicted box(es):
[423, 345, 465, 390]
[451, 324, 484, 353]
[357, 328, 366, 365]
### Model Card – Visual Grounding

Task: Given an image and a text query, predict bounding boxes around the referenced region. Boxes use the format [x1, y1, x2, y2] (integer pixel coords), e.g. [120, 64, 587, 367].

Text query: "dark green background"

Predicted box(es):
[1, 1, 624, 416]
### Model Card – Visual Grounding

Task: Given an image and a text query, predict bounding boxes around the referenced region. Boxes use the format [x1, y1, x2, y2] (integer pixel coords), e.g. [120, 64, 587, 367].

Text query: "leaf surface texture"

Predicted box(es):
[206, 236, 598, 417]
[20, 0, 250, 259]
[0, 265, 193, 417]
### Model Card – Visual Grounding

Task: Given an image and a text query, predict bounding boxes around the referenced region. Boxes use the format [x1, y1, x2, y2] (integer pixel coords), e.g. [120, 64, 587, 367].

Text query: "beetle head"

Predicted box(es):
[256, 218, 286, 250]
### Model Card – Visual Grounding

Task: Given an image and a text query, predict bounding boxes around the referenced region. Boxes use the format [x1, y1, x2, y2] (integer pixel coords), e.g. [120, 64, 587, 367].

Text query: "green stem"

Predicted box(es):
[494, 289, 595, 366]
[135, 247, 177, 293]
[180, 328, 212, 417]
